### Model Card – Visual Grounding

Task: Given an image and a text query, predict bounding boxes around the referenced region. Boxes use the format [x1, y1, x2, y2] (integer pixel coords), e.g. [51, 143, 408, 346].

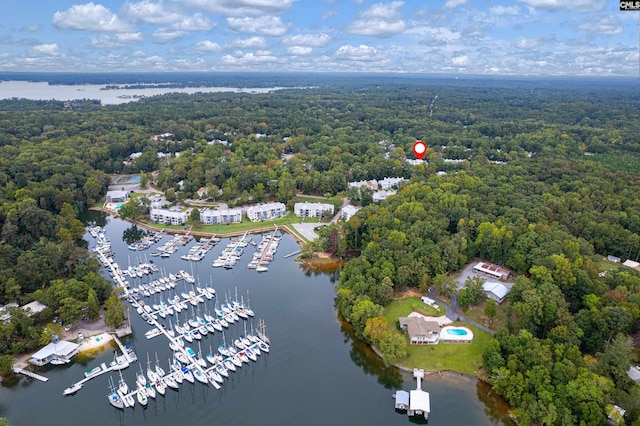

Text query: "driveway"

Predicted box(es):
[291, 223, 323, 241]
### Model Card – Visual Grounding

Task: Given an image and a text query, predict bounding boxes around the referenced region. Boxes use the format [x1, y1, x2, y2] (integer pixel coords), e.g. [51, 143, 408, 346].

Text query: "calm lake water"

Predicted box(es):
[0, 214, 513, 425]
[0, 81, 287, 105]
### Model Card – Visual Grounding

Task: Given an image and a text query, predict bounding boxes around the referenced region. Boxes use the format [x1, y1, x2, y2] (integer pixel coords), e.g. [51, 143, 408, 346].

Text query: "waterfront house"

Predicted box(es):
[294, 202, 334, 219]
[399, 317, 441, 345]
[246, 202, 286, 222]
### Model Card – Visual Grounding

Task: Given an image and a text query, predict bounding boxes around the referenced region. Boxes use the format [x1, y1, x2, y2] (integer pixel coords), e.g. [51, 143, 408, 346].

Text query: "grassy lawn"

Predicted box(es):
[591, 255, 621, 272]
[140, 213, 315, 241]
[383, 296, 443, 327]
[461, 300, 511, 332]
[395, 323, 493, 376]
[383, 295, 493, 376]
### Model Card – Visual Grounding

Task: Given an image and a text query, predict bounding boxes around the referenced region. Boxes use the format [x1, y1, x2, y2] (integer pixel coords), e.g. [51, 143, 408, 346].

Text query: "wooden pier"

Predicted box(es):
[13, 367, 48, 382]
[256, 227, 278, 268]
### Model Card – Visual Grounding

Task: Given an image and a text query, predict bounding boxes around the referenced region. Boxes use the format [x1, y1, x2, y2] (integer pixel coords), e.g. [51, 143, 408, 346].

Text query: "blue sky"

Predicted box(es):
[0, 0, 637, 76]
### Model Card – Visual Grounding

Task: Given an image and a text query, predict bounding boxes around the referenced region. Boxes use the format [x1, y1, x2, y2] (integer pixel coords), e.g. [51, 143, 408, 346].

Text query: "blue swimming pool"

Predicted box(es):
[446, 328, 468, 336]
[115, 203, 124, 210]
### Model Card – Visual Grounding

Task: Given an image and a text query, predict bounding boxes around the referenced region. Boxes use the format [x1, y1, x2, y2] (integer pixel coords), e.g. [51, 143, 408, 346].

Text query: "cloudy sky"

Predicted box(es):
[0, 0, 637, 76]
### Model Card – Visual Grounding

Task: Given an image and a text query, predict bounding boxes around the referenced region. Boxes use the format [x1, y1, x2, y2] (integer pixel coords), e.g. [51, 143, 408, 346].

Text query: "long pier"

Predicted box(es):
[13, 367, 48, 382]
[256, 227, 278, 268]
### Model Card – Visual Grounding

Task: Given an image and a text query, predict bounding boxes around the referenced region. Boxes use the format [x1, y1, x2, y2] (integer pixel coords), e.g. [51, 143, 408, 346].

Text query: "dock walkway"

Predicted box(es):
[13, 367, 48, 382]
[256, 227, 278, 268]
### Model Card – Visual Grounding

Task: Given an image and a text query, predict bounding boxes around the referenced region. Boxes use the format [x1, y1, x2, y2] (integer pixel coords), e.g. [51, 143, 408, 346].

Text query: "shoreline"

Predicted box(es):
[89, 207, 307, 245]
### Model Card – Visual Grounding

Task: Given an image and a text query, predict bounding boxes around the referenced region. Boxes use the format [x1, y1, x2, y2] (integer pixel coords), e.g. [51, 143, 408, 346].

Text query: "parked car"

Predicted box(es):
[64, 324, 73, 332]
[52, 316, 58, 323]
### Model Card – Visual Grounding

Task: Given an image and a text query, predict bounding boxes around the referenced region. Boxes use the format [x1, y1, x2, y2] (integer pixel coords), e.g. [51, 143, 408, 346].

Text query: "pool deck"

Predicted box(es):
[440, 325, 474, 342]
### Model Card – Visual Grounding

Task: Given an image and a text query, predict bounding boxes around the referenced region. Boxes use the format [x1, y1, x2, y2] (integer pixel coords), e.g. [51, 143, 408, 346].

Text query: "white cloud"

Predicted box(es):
[349, 1, 405, 38]
[282, 34, 331, 47]
[123, 1, 213, 30]
[287, 46, 313, 55]
[408, 27, 462, 43]
[517, 0, 605, 12]
[152, 29, 186, 42]
[52, 3, 132, 32]
[221, 50, 279, 66]
[21, 25, 42, 32]
[451, 55, 468, 65]
[194, 40, 222, 52]
[91, 32, 143, 48]
[490, 5, 519, 15]
[229, 36, 267, 48]
[336, 44, 383, 62]
[227, 16, 288, 36]
[170, 0, 294, 16]
[515, 37, 540, 49]
[578, 16, 623, 35]
[443, 0, 467, 9]
[32, 44, 61, 56]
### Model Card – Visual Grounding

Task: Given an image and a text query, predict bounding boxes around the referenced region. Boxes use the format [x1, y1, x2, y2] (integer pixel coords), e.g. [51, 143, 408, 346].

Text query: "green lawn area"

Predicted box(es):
[461, 300, 511, 332]
[383, 295, 493, 376]
[383, 296, 443, 326]
[395, 323, 493, 376]
[140, 212, 313, 242]
[591, 255, 621, 272]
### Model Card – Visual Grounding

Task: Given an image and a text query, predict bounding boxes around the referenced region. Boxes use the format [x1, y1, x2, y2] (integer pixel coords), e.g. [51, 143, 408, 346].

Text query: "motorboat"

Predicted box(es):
[64, 383, 82, 396]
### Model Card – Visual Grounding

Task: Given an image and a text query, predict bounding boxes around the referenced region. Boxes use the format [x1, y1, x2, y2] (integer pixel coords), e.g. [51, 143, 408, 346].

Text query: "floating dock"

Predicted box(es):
[13, 367, 49, 382]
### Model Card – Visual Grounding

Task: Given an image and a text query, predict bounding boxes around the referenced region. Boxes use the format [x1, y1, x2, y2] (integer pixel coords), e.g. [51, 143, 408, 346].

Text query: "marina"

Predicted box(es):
[0, 214, 514, 426]
[75, 225, 271, 407]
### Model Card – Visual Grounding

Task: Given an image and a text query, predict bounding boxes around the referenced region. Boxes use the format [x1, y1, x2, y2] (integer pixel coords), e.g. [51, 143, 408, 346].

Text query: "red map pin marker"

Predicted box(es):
[413, 140, 427, 160]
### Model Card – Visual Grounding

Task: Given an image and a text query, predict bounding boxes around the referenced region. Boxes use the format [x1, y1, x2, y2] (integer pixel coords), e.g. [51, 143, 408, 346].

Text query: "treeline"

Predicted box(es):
[0, 79, 640, 422]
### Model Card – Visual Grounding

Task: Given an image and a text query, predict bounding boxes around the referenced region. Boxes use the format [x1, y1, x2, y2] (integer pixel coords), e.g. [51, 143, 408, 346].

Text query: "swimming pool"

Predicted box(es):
[440, 326, 474, 342]
[446, 328, 468, 336]
[115, 203, 124, 210]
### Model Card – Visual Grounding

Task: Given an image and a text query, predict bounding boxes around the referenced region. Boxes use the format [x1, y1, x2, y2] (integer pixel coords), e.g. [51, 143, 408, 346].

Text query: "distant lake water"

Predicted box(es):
[0, 81, 288, 104]
[0, 213, 514, 425]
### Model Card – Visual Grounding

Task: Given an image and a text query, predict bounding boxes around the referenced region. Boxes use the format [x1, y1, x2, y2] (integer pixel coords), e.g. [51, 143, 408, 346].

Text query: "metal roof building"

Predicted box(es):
[29, 340, 80, 366]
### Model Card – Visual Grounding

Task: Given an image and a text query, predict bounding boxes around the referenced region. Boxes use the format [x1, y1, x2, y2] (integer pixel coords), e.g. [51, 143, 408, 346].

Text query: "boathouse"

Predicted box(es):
[29, 340, 80, 366]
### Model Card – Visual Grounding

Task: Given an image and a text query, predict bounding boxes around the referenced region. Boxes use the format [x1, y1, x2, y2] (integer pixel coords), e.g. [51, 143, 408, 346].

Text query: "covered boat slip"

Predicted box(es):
[392, 368, 430, 419]
[29, 340, 80, 366]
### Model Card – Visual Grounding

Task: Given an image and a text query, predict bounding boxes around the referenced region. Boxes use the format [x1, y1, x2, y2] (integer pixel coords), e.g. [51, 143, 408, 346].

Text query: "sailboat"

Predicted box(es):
[146, 354, 158, 383]
[218, 331, 230, 357]
[136, 384, 148, 406]
[155, 353, 166, 378]
[145, 381, 156, 399]
[107, 376, 124, 409]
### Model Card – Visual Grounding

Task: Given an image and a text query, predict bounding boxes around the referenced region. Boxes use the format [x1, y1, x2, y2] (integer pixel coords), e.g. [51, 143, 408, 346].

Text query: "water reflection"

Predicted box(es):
[477, 380, 516, 425]
[339, 314, 404, 389]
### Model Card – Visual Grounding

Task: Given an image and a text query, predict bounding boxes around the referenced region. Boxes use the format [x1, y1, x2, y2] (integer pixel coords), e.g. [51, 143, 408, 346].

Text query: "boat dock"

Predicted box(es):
[13, 367, 48, 382]
[393, 369, 430, 419]
[253, 227, 279, 270]
[283, 250, 300, 258]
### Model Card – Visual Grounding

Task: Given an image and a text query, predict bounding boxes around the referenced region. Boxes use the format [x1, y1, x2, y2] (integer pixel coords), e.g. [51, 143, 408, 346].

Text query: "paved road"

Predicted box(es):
[428, 288, 494, 335]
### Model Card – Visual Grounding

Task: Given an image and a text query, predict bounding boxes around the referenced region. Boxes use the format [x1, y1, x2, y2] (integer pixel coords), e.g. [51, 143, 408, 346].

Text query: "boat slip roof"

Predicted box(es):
[409, 389, 430, 413]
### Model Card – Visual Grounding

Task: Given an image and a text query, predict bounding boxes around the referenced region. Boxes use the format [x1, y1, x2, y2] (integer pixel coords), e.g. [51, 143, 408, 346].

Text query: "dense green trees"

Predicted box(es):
[1, 78, 640, 421]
